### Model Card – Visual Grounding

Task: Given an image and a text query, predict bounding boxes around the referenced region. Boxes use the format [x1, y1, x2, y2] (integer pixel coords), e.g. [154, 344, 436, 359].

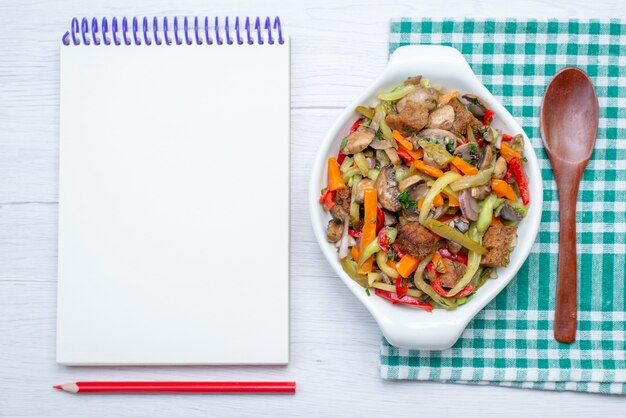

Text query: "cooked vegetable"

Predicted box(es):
[396, 254, 420, 278]
[392, 130, 414, 150]
[374, 289, 433, 311]
[327, 157, 346, 191]
[378, 84, 417, 101]
[451, 156, 479, 175]
[476, 193, 498, 234]
[419, 171, 461, 224]
[323, 75, 531, 310]
[449, 168, 494, 191]
[355, 105, 375, 119]
[509, 157, 530, 205]
[357, 188, 378, 274]
[491, 179, 518, 202]
[500, 141, 522, 162]
[424, 218, 488, 255]
[413, 160, 444, 178]
[376, 251, 399, 279]
[353, 152, 370, 176]
[446, 223, 482, 296]
[417, 138, 454, 166]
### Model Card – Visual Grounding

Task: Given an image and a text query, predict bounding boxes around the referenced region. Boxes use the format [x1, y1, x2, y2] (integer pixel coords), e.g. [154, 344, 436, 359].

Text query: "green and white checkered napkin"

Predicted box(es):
[381, 19, 626, 394]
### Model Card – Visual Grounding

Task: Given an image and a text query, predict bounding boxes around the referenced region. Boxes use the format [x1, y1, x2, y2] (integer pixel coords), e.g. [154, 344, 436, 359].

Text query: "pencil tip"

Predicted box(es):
[53, 385, 62, 390]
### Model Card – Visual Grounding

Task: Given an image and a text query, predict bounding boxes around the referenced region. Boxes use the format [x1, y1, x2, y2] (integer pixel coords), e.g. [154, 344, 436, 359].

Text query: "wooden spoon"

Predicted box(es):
[540, 67, 599, 343]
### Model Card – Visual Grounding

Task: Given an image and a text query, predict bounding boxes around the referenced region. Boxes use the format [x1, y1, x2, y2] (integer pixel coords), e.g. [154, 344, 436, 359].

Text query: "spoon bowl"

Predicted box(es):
[540, 67, 599, 343]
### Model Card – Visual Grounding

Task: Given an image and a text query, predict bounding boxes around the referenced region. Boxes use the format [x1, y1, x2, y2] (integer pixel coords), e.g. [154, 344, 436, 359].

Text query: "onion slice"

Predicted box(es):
[338, 219, 350, 259]
[459, 190, 480, 221]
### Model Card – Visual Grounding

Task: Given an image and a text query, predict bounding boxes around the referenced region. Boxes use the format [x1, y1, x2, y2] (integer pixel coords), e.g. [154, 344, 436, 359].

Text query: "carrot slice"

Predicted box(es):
[396, 254, 419, 278]
[392, 130, 413, 150]
[500, 142, 522, 162]
[351, 246, 360, 261]
[446, 192, 459, 207]
[327, 157, 346, 191]
[357, 188, 377, 274]
[413, 160, 444, 178]
[491, 179, 518, 202]
[439, 90, 459, 104]
[451, 156, 479, 175]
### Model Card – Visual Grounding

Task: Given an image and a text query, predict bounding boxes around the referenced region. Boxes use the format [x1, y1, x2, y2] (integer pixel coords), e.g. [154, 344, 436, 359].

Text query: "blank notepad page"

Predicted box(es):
[57, 17, 289, 365]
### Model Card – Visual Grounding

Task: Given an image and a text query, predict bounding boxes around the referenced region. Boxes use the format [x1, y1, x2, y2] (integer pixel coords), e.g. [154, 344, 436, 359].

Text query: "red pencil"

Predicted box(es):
[53, 381, 296, 394]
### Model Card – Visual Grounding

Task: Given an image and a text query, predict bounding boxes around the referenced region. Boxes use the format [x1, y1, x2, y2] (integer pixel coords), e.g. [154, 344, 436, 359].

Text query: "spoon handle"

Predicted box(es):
[554, 165, 583, 343]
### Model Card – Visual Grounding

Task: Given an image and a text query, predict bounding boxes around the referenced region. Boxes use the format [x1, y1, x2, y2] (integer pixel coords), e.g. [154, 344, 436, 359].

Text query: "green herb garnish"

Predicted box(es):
[397, 189, 417, 209]
[340, 137, 348, 150]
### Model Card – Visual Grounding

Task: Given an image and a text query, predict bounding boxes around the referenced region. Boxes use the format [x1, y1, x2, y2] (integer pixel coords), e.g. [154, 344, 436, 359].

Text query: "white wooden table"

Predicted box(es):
[1, 1, 625, 416]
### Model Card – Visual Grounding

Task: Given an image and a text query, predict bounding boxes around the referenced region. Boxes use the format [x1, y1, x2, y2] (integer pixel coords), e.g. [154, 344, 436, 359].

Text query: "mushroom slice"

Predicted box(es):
[470, 184, 492, 200]
[493, 156, 508, 179]
[404, 75, 422, 86]
[453, 142, 483, 166]
[396, 87, 439, 113]
[461, 94, 489, 119]
[398, 174, 427, 193]
[401, 183, 429, 221]
[355, 178, 375, 204]
[415, 128, 463, 146]
[428, 105, 455, 130]
[480, 145, 495, 170]
[497, 203, 523, 222]
[342, 127, 375, 155]
[373, 165, 401, 212]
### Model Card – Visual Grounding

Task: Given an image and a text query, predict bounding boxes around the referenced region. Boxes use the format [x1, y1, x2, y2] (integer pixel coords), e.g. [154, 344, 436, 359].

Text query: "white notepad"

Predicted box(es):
[57, 16, 289, 365]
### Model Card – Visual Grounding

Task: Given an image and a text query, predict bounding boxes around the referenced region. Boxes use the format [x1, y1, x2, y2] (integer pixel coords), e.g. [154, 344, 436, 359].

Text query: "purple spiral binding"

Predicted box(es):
[62, 16, 284, 46]
[143, 17, 151, 45]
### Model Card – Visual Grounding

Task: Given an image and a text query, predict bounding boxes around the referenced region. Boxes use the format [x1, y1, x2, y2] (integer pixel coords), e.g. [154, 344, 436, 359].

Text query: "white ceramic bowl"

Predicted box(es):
[309, 45, 543, 350]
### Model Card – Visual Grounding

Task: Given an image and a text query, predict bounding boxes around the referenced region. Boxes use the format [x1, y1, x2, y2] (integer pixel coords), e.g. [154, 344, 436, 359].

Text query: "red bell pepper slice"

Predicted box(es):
[348, 229, 362, 238]
[374, 289, 433, 312]
[509, 157, 530, 205]
[377, 227, 390, 253]
[337, 151, 346, 165]
[453, 284, 475, 298]
[396, 148, 414, 163]
[502, 133, 513, 141]
[391, 243, 405, 259]
[483, 109, 495, 125]
[395, 277, 409, 298]
[376, 207, 385, 232]
[503, 166, 513, 182]
[438, 247, 468, 265]
[349, 119, 362, 134]
[319, 189, 336, 208]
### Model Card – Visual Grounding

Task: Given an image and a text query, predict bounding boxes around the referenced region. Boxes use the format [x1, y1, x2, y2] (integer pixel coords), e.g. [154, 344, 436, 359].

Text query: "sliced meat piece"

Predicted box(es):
[354, 178, 374, 204]
[404, 75, 422, 86]
[397, 88, 439, 112]
[342, 127, 375, 155]
[428, 105, 455, 130]
[396, 222, 438, 259]
[333, 187, 351, 213]
[373, 165, 401, 212]
[481, 224, 518, 267]
[449, 97, 483, 135]
[439, 258, 467, 288]
[330, 205, 348, 221]
[326, 219, 344, 243]
[385, 100, 429, 133]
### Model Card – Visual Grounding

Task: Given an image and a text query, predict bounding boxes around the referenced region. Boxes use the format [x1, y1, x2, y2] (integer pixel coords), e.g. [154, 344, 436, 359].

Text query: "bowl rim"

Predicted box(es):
[309, 45, 543, 350]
